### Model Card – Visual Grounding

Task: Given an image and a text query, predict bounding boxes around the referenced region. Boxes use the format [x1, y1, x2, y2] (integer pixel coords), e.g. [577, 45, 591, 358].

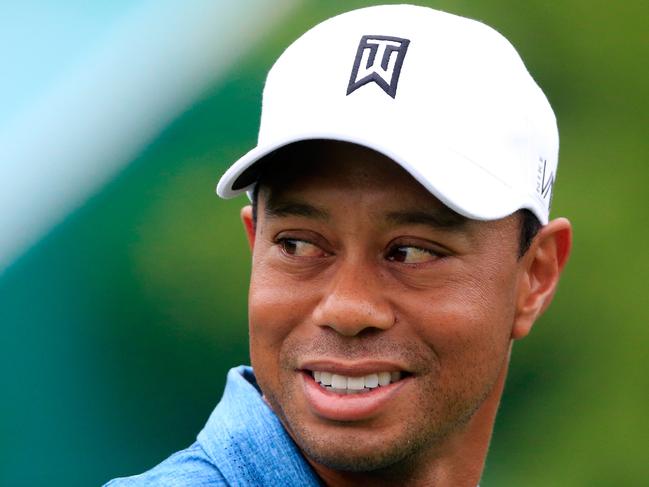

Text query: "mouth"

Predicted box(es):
[308, 369, 406, 395]
[299, 364, 412, 421]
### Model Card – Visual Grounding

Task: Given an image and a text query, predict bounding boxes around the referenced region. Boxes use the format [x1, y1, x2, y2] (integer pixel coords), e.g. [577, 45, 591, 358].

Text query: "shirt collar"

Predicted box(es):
[197, 365, 321, 486]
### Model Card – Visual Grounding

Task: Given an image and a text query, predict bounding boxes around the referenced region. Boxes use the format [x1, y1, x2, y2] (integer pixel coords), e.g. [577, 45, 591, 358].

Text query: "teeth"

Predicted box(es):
[364, 373, 379, 388]
[331, 374, 347, 389]
[311, 369, 404, 393]
[347, 376, 365, 390]
[378, 372, 391, 386]
[320, 372, 332, 386]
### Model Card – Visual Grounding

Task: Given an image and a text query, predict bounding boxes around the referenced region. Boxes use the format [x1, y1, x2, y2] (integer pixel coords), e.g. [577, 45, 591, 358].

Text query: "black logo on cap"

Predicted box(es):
[347, 35, 410, 98]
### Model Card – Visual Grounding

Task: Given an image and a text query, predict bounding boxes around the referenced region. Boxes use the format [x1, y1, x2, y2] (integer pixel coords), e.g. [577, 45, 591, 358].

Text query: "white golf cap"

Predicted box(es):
[216, 4, 559, 224]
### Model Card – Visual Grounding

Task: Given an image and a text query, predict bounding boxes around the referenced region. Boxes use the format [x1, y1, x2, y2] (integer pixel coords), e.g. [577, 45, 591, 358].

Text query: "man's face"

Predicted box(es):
[244, 141, 526, 472]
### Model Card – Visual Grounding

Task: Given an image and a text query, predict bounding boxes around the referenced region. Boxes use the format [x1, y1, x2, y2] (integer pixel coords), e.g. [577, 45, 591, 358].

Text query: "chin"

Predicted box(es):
[281, 411, 443, 474]
[298, 431, 421, 472]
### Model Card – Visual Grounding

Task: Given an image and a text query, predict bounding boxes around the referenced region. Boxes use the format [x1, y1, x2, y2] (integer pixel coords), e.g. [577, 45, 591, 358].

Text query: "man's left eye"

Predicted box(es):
[386, 245, 438, 264]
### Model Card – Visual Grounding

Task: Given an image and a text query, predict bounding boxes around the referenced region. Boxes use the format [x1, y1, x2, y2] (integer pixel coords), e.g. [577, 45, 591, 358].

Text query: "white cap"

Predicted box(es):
[216, 4, 558, 224]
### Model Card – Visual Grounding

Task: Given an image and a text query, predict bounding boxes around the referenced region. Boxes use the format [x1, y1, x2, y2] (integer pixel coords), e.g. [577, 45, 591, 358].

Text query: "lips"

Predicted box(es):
[299, 362, 411, 421]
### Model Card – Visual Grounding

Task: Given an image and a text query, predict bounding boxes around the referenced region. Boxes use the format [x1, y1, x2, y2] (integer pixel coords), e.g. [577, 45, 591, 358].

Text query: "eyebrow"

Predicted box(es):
[385, 209, 468, 230]
[264, 200, 330, 221]
[264, 198, 467, 230]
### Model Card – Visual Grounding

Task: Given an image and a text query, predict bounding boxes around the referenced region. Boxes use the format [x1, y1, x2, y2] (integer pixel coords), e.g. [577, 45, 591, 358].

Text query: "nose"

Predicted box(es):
[312, 259, 395, 336]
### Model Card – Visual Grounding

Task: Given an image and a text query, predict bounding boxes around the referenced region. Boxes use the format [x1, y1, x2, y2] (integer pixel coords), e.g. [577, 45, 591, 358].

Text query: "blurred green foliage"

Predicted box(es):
[1, 1, 647, 485]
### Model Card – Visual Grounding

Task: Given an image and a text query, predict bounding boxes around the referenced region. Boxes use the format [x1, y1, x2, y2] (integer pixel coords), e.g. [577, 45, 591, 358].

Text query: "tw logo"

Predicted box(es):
[536, 158, 555, 207]
[347, 35, 410, 99]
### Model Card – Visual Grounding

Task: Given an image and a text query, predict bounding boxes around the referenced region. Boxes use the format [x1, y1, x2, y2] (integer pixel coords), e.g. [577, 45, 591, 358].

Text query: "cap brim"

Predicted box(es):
[216, 133, 543, 223]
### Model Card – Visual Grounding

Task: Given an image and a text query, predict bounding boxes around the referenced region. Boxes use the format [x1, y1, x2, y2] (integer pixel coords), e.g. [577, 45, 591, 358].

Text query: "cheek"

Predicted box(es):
[397, 276, 516, 424]
[400, 265, 518, 363]
[247, 260, 315, 373]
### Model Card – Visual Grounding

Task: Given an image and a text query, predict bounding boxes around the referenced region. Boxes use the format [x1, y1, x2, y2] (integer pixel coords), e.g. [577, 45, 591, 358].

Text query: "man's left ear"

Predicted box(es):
[512, 217, 572, 340]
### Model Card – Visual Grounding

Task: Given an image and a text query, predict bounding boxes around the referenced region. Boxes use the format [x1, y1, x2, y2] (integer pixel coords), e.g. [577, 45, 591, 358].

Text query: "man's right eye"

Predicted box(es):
[278, 238, 327, 258]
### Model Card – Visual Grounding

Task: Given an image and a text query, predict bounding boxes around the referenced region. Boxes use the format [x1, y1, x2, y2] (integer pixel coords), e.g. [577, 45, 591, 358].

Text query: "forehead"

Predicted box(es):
[256, 140, 463, 221]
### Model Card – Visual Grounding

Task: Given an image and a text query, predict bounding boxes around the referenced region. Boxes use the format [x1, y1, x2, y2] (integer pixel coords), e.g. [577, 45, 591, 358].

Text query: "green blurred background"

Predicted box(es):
[1, 1, 647, 485]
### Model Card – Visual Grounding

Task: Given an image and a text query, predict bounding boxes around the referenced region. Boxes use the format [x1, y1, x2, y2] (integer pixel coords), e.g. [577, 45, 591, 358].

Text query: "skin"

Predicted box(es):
[239, 141, 572, 486]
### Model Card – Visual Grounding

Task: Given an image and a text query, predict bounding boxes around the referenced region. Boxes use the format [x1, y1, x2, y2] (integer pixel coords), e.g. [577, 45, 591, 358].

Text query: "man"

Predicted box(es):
[107, 4, 571, 486]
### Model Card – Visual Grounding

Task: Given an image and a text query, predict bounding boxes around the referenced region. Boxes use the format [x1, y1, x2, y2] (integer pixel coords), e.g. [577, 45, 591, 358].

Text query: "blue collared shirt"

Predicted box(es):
[105, 365, 322, 486]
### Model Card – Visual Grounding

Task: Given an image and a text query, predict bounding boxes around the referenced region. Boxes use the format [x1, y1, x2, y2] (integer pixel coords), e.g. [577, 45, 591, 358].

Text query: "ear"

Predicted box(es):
[512, 217, 572, 340]
[241, 205, 256, 250]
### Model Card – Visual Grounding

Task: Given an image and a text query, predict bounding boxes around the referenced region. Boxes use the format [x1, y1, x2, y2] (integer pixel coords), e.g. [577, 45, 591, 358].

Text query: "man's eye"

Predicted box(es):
[386, 245, 438, 264]
[279, 238, 326, 258]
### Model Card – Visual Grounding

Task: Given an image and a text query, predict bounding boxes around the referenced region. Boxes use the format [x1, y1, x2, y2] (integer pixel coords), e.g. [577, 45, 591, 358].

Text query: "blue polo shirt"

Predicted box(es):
[105, 366, 321, 486]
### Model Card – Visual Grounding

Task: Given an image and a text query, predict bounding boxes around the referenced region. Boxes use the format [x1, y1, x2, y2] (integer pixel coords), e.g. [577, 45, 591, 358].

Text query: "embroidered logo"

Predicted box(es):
[536, 157, 555, 208]
[347, 35, 410, 98]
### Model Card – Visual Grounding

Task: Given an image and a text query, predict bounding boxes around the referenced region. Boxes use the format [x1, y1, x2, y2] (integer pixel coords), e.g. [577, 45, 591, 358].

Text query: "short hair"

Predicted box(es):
[250, 183, 541, 258]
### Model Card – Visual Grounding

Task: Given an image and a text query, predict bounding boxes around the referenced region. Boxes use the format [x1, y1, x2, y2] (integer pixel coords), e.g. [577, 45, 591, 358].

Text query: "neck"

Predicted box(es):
[309, 350, 511, 487]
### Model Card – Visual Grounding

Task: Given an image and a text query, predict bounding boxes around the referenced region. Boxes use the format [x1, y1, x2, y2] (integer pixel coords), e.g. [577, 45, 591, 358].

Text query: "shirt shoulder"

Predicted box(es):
[103, 441, 227, 487]
[104, 366, 321, 487]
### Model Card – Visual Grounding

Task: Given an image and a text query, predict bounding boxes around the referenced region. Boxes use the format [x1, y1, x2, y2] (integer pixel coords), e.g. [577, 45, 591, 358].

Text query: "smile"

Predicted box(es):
[311, 370, 403, 394]
[300, 365, 412, 421]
